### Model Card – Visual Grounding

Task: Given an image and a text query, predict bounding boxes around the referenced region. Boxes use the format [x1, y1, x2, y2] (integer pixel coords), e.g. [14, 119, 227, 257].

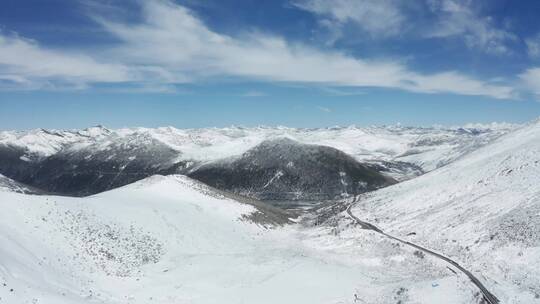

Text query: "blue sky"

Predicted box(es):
[1, 0, 540, 129]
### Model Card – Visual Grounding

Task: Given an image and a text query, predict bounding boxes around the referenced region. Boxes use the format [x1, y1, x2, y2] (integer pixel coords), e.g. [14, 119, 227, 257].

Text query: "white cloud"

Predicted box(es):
[293, 0, 405, 37]
[95, 1, 513, 99]
[0, 1, 516, 99]
[525, 34, 540, 58]
[519, 67, 540, 95]
[316, 106, 332, 113]
[0, 33, 131, 89]
[425, 0, 516, 55]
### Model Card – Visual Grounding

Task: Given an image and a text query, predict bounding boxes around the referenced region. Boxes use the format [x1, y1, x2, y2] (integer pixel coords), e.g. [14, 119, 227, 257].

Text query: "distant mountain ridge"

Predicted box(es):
[0, 124, 514, 198]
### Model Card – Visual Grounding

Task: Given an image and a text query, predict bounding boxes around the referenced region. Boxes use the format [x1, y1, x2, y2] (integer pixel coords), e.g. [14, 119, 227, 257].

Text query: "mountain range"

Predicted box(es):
[0, 123, 513, 200]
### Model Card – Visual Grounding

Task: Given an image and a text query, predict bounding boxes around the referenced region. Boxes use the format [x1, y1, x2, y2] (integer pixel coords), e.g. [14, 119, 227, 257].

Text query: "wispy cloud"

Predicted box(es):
[525, 34, 540, 58]
[320, 87, 367, 96]
[292, 0, 406, 38]
[316, 105, 332, 113]
[241, 90, 267, 97]
[295, 0, 516, 55]
[425, 0, 516, 55]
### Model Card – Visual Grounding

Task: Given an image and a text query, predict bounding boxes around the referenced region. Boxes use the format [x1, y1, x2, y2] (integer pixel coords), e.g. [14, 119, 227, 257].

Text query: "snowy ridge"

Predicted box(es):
[0, 126, 111, 160]
[347, 120, 540, 303]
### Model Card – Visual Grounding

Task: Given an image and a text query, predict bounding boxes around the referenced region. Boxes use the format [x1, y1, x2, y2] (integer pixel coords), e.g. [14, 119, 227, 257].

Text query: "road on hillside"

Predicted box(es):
[345, 203, 499, 304]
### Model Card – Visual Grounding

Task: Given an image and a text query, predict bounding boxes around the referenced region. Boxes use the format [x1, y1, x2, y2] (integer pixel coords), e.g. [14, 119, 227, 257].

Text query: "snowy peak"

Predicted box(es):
[76, 125, 112, 138]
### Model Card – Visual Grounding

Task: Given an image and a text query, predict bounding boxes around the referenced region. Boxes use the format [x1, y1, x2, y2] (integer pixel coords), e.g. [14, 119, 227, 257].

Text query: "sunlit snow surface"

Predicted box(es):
[1, 175, 476, 304]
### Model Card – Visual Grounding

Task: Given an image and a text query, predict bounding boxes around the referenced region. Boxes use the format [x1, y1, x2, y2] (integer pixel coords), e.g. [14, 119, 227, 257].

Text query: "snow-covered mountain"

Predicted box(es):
[189, 138, 396, 201]
[339, 119, 540, 303]
[0, 123, 514, 197]
[1, 123, 515, 172]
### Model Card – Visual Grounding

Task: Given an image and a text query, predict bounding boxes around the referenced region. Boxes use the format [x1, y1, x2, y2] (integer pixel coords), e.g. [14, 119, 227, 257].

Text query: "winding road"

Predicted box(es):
[345, 202, 499, 304]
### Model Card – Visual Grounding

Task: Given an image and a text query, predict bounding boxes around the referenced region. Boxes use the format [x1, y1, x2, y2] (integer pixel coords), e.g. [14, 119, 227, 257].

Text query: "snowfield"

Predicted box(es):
[1, 175, 481, 304]
[345, 120, 540, 303]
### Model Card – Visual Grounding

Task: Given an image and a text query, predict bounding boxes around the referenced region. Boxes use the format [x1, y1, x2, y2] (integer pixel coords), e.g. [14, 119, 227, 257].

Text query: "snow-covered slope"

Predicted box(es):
[0, 175, 278, 303]
[0, 127, 111, 160]
[1, 174, 484, 304]
[346, 120, 540, 303]
[0, 174, 39, 194]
